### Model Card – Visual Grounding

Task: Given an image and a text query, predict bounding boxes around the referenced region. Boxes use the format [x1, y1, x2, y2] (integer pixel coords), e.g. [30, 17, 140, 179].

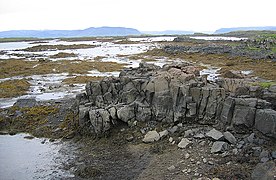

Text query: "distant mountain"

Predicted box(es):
[214, 26, 276, 34]
[0, 27, 141, 38]
[142, 30, 194, 35]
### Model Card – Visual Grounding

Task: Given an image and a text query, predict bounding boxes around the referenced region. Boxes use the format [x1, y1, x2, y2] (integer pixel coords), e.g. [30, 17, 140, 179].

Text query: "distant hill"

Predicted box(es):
[0, 27, 141, 38]
[214, 26, 276, 34]
[142, 30, 194, 35]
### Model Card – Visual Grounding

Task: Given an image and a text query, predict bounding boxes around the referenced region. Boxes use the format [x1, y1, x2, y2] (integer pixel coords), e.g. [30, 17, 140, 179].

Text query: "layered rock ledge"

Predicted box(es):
[77, 62, 276, 138]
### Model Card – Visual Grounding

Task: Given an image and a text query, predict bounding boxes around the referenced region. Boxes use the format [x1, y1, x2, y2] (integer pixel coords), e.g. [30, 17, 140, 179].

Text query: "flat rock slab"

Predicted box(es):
[143, 130, 160, 143]
[211, 141, 229, 153]
[178, 138, 192, 149]
[206, 128, 224, 141]
[223, 131, 237, 144]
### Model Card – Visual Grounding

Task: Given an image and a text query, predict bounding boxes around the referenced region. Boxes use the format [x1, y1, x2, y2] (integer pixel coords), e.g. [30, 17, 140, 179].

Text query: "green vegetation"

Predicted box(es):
[49, 52, 78, 58]
[0, 105, 57, 135]
[252, 81, 276, 88]
[0, 79, 30, 98]
[0, 104, 79, 139]
[22, 44, 97, 52]
[141, 48, 276, 80]
[0, 59, 126, 78]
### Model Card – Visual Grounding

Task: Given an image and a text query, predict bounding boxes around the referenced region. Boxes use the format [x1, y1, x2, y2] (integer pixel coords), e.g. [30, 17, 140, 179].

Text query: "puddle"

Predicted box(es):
[0, 133, 75, 180]
[200, 68, 221, 81]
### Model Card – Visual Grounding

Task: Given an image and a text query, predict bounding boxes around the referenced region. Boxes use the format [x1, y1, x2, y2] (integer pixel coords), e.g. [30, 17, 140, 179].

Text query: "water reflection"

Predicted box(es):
[0, 133, 74, 180]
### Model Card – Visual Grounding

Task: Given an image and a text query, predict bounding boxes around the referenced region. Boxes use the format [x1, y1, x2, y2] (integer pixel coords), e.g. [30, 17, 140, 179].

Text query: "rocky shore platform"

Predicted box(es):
[1, 62, 276, 179]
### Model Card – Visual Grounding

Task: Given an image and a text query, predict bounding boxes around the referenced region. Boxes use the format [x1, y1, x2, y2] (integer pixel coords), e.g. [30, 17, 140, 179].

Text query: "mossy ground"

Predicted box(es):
[139, 48, 276, 80]
[0, 102, 79, 139]
[0, 79, 30, 98]
[0, 59, 126, 78]
[21, 44, 97, 52]
[49, 52, 78, 58]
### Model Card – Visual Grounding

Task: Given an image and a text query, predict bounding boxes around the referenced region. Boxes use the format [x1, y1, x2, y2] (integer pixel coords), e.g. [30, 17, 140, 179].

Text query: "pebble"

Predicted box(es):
[203, 158, 207, 163]
[208, 161, 214, 165]
[185, 153, 190, 159]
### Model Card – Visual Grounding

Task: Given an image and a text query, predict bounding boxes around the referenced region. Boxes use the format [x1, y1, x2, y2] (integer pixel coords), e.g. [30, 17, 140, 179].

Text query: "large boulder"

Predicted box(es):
[255, 109, 276, 138]
[232, 98, 257, 128]
[89, 109, 111, 134]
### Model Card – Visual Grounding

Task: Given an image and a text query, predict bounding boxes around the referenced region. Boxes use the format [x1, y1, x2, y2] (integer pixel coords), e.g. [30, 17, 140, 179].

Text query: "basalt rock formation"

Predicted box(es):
[77, 63, 276, 138]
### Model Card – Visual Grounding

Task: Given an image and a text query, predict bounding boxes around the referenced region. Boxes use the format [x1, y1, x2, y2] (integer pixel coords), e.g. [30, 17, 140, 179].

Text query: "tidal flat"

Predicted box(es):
[1, 32, 276, 179]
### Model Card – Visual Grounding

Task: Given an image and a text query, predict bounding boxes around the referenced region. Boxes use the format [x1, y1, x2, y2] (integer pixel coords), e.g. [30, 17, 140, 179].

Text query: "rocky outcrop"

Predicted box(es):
[220, 96, 276, 138]
[77, 63, 225, 135]
[77, 62, 276, 138]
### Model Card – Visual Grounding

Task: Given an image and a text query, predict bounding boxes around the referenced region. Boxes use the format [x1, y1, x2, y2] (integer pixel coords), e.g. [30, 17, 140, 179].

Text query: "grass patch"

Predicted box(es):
[0, 59, 126, 78]
[49, 52, 78, 58]
[63, 76, 104, 84]
[21, 44, 97, 52]
[0, 79, 30, 98]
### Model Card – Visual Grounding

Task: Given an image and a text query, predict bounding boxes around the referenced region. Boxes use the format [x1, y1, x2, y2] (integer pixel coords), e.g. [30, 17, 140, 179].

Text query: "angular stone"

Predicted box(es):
[247, 133, 255, 143]
[159, 130, 169, 139]
[89, 109, 111, 134]
[168, 126, 178, 134]
[223, 131, 237, 144]
[117, 105, 135, 123]
[187, 103, 197, 117]
[79, 106, 90, 127]
[108, 106, 117, 120]
[194, 133, 205, 139]
[211, 141, 229, 153]
[143, 130, 160, 143]
[255, 109, 276, 138]
[232, 105, 256, 128]
[136, 105, 152, 122]
[206, 129, 224, 141]
[178, 138, 192, 149]
[268, 85, 276, 93]
[220, 97, 235, 125]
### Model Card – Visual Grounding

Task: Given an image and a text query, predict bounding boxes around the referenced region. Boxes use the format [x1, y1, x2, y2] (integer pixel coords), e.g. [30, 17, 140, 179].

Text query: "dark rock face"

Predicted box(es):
[77, 62, 276, 138]
[78, 63, 225, 135]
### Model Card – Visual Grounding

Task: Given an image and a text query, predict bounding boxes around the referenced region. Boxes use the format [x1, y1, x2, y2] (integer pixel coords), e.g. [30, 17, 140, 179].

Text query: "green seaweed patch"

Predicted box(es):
[21, 44, 97, 52]
[0, 59, 126, 78]
[0, 79, 30, 98]
[63, 76, 104, 84]
[0, 105, 58, 135]
[251, 81, 276, 88]
[49, 52, 78, 58]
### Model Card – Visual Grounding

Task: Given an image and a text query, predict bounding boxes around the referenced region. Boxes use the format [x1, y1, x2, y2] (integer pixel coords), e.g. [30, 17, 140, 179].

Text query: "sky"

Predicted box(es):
[0, 0, 276, 32]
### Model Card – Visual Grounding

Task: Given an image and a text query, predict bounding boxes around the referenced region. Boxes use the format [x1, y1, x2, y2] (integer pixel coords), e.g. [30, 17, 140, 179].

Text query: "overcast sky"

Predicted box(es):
[0, 0, 275, 32]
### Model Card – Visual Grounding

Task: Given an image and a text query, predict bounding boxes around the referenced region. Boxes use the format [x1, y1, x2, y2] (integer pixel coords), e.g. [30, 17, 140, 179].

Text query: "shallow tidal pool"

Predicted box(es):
[0, 133, 74, 180]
